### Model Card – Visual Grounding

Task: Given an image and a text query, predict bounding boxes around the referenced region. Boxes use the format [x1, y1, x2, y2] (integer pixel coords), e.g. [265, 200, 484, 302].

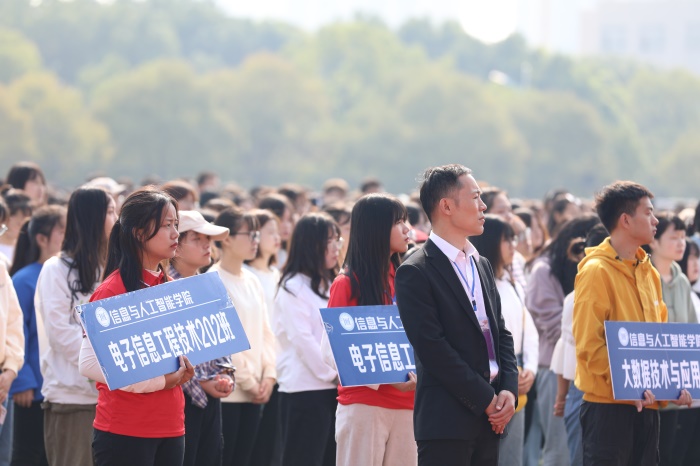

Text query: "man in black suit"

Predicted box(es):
[396, 164, 519, 466]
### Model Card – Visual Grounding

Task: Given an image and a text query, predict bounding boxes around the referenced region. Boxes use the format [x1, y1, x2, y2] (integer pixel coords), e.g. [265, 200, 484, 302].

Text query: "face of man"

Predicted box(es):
[625, 196, 659, 246]
[447, 174, 487, 237]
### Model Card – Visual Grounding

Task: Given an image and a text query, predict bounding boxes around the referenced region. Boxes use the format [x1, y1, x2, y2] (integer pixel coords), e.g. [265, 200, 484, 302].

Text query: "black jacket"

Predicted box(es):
[395, 239, 519, 441]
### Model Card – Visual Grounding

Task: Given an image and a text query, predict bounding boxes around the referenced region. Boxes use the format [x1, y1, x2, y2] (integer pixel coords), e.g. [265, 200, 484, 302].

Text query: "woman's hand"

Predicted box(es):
[253, 377, 276, 404]
[518, 369, 535, 395]
[390, 372, 417, 392]
[163, 356, 195, 390]
[200, 374, 235, 398]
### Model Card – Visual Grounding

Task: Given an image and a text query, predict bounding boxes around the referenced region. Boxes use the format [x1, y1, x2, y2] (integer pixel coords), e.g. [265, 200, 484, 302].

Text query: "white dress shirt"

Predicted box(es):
[429, 231, 499, 380]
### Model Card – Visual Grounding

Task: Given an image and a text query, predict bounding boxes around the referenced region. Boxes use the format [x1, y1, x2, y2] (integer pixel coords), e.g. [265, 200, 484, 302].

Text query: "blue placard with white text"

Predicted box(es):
[605, 321, 700, 400]
[78, 272, 250, 390]
[320, 305, 415, 387]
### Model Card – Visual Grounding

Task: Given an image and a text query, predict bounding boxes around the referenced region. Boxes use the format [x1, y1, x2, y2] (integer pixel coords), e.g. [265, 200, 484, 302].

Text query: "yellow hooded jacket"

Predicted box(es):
[573, 237, 667, 408]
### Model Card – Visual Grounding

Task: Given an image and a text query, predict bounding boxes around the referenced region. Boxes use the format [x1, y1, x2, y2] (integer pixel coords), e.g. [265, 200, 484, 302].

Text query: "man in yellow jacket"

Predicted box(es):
[573, 181, 692, 466]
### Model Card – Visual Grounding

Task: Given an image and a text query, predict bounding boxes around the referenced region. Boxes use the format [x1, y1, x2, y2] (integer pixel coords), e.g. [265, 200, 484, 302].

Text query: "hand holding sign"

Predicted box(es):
[164, 355, 194, 390]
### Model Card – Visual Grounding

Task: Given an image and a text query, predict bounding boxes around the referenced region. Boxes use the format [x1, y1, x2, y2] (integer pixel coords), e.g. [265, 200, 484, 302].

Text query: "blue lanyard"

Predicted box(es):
[452, 256, 477, 310]
[385, 290, 396, 305]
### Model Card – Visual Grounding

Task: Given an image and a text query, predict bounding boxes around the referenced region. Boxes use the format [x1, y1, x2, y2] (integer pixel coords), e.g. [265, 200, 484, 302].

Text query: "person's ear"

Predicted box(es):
[36, 233, 49, 250]
[438, 198, 453, 217]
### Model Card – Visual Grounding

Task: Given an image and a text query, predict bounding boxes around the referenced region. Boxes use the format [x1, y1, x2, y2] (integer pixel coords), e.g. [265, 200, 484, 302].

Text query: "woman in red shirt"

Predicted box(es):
[79, 187, 194, 466]
[327, 193, 418, 466]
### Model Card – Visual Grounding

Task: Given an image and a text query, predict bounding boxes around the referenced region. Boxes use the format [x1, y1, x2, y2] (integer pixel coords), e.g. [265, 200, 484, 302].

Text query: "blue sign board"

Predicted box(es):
[605, 321, 700, 400]
[320, 305, 415, 387]
[78, 272, 250, 390]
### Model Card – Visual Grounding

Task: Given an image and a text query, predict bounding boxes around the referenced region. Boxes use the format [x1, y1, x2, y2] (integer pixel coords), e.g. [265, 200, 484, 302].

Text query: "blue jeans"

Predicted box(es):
[564, 383, 583, 466]
[534, 368, 570, 466]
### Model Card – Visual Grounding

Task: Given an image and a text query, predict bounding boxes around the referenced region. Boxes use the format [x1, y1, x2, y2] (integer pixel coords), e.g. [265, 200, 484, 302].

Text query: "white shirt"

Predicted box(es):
[274, 273, 337, 393]
[550, 292, 576, 381]
[208, 264, 276, 403]
[243, 264, 280, 327]
[429, 231, 499, 380]
[35, 254, 98, 404]
[496, 277, 539, 375]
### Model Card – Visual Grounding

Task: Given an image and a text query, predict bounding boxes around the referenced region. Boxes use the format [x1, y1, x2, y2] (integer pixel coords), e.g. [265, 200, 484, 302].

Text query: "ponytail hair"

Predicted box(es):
[10, 205, 66, 276]
[103, 187, 178, 292]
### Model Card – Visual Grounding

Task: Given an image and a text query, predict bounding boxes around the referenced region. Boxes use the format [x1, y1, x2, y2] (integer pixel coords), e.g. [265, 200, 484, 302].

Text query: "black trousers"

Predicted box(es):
[184, 394, 222, 466]
[659, 410, 678, 465]
[250, 384, 281, 466]
[12, 400, 48, 466]
[580, 401, 659, 466]
[92, 429, 185, 466]
[221, 402, 261, 466]
[416, 416, 499, 466]
[278, 389, 337, 466]
[669, 408, 700, 465]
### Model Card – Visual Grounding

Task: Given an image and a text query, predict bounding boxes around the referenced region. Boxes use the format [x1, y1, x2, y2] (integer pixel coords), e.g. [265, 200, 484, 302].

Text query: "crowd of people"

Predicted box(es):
[0, 161, 697, 465]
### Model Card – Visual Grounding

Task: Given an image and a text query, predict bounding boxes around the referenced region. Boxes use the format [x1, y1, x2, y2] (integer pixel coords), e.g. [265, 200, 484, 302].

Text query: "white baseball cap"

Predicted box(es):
[178, 210, 229, 241]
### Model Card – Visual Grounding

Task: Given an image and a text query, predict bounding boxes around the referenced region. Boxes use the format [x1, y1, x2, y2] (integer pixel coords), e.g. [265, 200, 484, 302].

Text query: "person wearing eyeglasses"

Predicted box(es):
[209, 207, 276, 466]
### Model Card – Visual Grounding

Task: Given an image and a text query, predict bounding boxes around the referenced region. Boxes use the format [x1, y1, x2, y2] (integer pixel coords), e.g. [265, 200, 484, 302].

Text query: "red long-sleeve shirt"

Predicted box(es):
[327, 268, 414, 410]
[89, 269, 185, 438]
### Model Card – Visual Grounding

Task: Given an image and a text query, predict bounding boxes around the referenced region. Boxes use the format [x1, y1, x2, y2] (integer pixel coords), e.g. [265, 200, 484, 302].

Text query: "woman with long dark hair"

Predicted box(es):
[471, 215, 539, 466]
[274, 213, 341, 466]
[9, 205, 66, 466]
[79, 187, 195, 466]
[328, 194, 417, 466]
[525, 213, 601, 466]
[209, 207, 276, 466]
[35, 187, 117, 466]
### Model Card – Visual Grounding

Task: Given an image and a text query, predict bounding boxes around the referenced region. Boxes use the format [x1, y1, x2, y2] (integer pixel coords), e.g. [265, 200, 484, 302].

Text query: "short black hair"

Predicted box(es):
[418, 164, 471, 222]
[595, 181, 654, 233]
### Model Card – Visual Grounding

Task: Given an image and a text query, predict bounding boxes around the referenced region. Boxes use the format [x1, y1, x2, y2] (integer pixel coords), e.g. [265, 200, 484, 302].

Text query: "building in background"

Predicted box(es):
[579, 0, 700, 74]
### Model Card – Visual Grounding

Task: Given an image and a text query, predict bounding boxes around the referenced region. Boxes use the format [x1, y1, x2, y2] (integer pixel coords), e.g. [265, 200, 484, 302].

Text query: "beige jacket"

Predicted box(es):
[0, 263, 25, 375]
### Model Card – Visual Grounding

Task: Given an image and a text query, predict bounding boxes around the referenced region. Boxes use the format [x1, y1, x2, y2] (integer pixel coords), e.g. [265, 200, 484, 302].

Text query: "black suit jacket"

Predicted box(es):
[395, 238, 519, 441]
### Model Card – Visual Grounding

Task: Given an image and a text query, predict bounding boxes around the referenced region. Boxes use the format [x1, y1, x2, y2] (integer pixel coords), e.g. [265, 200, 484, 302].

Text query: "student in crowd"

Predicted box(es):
[644, 213, 698, 465]
[4, 162, 47, 207]
[79, 187, 195, 466]
[573, 181, 692, 465]
[169, 210, 234, 466]
[679, 239, 700, 319]
[470, 215, 539, 466]
[670, 238, 700, 464]
[0, 189, 33, 264]
[162, 180, 199, 212]
[0, 260, 24, 466]
[323, 202, 352, 267]
[525, 213, 601, 466]
[550, 224, 608, 466]
[546, 195, 581, 239]
[34, 186, 116, 466]
[210, 207, 276, 466]
[9, 205, 66, 466]
[258, 194, 295, 268]
[515, 208, 548, 257]
[481, 189, 527, 290]
[327, 194, 417, 466]
[274, 213, 340, 466]
[244, 209, 283, 466]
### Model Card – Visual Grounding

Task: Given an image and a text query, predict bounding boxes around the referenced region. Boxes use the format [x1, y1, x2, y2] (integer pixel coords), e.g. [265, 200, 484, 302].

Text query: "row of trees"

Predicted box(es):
[0, 0, 698, 197]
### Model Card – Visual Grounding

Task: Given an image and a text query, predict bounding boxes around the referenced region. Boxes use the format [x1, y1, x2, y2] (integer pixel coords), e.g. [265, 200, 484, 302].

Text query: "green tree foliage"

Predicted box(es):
[9, 72, 111, 184]
[0, 28, 41, 83]
[0, 0, 697, 197]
